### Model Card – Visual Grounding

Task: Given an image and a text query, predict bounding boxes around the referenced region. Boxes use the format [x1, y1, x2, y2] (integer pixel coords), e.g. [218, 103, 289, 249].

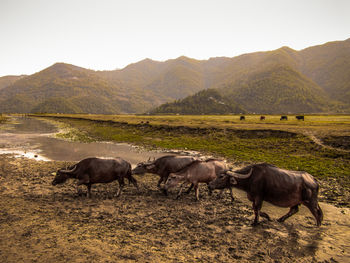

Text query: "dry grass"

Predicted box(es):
[35, 114, 350, 137]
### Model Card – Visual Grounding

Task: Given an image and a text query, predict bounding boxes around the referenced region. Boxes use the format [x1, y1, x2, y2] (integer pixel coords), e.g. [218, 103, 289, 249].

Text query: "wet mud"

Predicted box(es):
[0, 155, 349, 262]
[0, 117, 166, 163]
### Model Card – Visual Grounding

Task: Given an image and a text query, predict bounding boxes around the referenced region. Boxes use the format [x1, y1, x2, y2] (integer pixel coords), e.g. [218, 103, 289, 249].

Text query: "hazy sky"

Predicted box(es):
[1, 0, 349, 76]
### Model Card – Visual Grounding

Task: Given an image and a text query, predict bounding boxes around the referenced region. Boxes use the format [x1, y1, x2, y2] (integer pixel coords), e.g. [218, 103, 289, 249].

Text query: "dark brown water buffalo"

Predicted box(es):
[296, 115, 305, 121]
[208, 163, 323, 226]
[280, 115, 288, 120]
[132, 155, 196, 194]
[52, 157, 138, 197]
[260, 116, 265, 121]
[240, 116, 245, 120]
[164, 159, 228, 201]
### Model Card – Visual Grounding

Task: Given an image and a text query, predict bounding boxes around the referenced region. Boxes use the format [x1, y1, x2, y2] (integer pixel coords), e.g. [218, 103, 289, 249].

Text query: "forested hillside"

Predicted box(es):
[151, 39, 350, 114]
[0, 75, 25, 90]
[0, 38, 349, 114]
[299, 38, 350, 105]
[150, 89, 245, 114]
[0, 63, 164, 114]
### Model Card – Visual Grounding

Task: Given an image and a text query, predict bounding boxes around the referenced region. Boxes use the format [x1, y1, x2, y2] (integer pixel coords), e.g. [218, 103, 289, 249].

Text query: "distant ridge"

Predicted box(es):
[0, 38, 349, 114]
[150, 89, 245, 115]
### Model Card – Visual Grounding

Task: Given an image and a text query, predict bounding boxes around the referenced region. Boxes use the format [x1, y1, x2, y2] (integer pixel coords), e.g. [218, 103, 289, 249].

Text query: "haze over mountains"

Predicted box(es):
[0, 38, 349, 114]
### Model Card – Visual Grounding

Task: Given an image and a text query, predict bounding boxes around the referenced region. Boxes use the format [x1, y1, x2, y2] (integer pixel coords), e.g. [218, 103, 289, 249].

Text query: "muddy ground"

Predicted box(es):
[0, 155, 349, 263]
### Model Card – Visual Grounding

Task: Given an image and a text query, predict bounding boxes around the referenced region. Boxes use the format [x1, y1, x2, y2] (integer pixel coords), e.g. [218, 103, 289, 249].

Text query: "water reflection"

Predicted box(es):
[0, 116, 168, 164]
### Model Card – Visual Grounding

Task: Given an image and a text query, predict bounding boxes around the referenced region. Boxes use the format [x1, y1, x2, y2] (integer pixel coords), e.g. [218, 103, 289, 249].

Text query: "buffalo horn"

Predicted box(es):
[227, 168, 253, 179]
[59, 165, 77, 173]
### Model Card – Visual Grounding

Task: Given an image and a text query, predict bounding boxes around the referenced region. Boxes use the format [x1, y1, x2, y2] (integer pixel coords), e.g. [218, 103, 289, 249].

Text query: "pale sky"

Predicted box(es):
[0, 0, 349, 76]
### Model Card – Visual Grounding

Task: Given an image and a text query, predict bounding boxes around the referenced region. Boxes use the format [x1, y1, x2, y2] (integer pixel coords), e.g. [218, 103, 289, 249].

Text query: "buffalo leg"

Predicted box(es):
[157, 177, 169, 195]
[77, 176, 89, 196]
[176, 182, 186, 199]
[229, 187, 235, 202]
[162, 176, 170, 195]
[194, 184, 200, 201]
[86, 184, 92, 198]
[278, 205, 299, 222]
[305, 202, 323, 226]
[157, 177, 163, 188]
[116, 178, 125, 197]
[128, 174, 139, 190]
[252, 197, 263, 226]
[185, 184, 194, 194]
[207, 184, 213, 196]
[76, 185, 82, 196]
[260, 212, 272, 221]
[316, 204, 323, 226]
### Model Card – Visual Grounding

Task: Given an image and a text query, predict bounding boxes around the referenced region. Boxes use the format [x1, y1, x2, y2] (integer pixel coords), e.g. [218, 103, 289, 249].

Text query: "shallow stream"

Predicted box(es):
[0, 116, 168, 164]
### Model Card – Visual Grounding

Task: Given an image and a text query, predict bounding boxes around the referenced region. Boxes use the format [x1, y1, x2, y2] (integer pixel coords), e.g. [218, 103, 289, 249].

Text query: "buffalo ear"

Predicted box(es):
[146, 164, 156, 170]
[229, 176, 238, 185]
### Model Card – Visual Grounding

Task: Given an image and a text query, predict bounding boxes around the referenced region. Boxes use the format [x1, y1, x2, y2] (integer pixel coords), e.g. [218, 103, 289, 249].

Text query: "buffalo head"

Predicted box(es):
[163, 173, 183, 190]
[132, 159, 156, 175]
[51, 165, 77, 185]
[209, 168, 252, 190]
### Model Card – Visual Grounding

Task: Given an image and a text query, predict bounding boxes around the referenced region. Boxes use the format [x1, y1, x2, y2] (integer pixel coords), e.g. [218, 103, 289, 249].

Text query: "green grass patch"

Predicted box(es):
[38, 116, 350, 185]
[0, 115, 8, 124]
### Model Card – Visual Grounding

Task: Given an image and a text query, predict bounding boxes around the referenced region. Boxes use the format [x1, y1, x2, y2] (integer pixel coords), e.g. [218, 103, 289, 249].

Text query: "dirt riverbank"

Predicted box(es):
[0, 155, 349, 262]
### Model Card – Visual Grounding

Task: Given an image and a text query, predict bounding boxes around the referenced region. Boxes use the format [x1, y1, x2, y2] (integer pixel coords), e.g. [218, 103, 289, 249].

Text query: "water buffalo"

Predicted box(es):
[240, 116, 245, 121]
[164, 159, 229, 201]
[260, 116, 265, 121]
[280, 115, 288, 120]
[183, 159, 232, 198]
[52, 157, 138, 197]
[132, 155, 196, 194]
[208, 163, 323, 226]
[296, 115, 305, 121]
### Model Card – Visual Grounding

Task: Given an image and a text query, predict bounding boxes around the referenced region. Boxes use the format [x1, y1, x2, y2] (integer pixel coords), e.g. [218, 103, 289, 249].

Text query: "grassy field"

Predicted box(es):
[34, 113, 350, 136]
[32, 114, 350, 207]
[0, 114, 7, 124]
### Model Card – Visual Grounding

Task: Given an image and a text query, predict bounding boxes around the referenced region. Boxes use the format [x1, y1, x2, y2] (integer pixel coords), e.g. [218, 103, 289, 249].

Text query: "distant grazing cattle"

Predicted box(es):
[280, 115, 288, 121]
[260, 116, 265, 121]
[240, 116, 245, 121]
[296, 115, 305, 121]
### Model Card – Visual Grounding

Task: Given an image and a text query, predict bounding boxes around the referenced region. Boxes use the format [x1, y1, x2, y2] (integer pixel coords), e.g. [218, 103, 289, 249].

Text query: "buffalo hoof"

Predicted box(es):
[251, 221, 260, 226]
[260, 212, 272, 221]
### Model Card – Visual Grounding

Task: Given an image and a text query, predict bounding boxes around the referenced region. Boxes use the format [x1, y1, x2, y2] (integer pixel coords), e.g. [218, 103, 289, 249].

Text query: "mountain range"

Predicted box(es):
[0, 38, 349, 114]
